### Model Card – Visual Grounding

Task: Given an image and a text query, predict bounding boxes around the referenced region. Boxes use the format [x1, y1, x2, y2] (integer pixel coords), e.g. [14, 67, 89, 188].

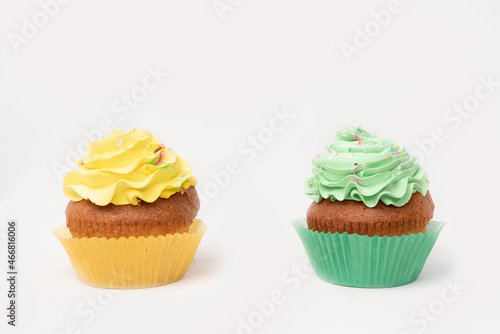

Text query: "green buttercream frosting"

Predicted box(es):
[304, 126, 429, 208]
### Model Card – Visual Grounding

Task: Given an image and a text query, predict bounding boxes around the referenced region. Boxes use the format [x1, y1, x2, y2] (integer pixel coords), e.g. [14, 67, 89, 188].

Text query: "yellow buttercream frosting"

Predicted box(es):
[63, 129, 196, 206]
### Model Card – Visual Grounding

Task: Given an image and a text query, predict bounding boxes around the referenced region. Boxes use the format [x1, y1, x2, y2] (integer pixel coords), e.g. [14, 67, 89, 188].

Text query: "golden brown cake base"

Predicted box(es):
[307, 192, 434, 237]
[66, 187, 200, 238]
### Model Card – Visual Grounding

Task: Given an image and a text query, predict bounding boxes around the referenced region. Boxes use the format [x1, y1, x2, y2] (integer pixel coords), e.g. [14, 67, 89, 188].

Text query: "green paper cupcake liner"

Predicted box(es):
[293, 219, 445, 288]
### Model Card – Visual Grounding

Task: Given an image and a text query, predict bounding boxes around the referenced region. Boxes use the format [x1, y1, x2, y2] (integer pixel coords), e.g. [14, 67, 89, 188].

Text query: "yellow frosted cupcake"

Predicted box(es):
[53, 129, 207, 288]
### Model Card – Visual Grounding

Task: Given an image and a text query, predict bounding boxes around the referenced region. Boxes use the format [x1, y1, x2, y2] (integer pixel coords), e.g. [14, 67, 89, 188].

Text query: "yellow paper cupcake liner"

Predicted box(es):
[53, 219, 207, 289]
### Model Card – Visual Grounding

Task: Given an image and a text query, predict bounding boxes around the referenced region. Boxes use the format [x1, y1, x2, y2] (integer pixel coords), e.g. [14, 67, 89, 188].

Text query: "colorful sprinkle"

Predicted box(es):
[153, 145, 163, 154]
[351, 163, 358, 176]
[354, 134, 363, 145]
[154, 144, 167, 164]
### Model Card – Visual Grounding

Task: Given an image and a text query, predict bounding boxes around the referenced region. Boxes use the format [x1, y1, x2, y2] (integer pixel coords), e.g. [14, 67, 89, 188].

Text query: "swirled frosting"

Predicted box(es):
[304, 126, 429, 208]
[63, 129, 196, 206]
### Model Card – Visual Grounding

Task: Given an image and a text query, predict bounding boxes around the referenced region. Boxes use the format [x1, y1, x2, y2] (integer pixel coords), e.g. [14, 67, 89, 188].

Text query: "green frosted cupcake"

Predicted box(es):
[294, 126, 445, 287]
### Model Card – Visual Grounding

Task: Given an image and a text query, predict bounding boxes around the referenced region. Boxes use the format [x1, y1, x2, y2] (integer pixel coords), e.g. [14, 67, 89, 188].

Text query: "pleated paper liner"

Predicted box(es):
[53, 219, 207, 289]
[293, 219, 445, 288]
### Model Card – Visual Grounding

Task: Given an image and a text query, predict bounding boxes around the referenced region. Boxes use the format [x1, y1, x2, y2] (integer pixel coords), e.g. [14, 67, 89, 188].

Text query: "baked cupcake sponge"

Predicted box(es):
[66, 187, 200, 238]
[307, 192, 434, 237]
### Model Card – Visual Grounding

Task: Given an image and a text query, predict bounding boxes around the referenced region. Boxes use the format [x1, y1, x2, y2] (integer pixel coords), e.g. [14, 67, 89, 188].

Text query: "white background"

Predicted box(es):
[1, 0, 500, 333]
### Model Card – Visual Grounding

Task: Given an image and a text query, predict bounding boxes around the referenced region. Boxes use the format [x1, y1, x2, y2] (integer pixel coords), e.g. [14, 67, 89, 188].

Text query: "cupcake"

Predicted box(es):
[53, 129, 207, 288]
[293, 126, 445, 287]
